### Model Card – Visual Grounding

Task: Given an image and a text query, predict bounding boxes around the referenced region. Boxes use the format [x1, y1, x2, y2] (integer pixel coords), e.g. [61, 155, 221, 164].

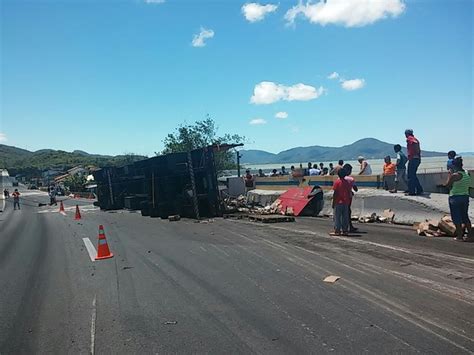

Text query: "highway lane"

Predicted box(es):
[0, 188, 473, 353]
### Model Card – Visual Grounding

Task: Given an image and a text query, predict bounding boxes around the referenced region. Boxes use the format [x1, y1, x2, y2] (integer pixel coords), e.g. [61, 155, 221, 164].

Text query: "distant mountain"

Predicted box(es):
[0, 144, 147, 176]
[240, 138, 445, 164]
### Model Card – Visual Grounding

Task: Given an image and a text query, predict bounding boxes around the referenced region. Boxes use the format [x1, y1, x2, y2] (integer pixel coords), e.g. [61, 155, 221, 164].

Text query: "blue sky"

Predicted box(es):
[1, 0, 473, 156]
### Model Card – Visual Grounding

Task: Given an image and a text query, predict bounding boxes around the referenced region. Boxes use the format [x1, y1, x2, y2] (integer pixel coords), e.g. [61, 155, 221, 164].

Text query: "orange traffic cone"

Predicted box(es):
[74, 205, 82, 220]
[59, 201, 65, 213]
[95, 225, 113, 260]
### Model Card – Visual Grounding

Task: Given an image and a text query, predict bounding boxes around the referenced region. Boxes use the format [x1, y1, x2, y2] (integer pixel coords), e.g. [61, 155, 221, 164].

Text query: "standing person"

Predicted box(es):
[280, 166, 289, 175]
[309, 164, 321, 176]
[304, 162, 312, 176]
[392, 144, 408, 193]
[332, 160, 344, 176]
[383, 156, 396, 191]
[329, 163, 335, 175]
[3, 189, 9, 198]
[358, 156, 372, 175]
[319, 163, 324, 171]
[343, 164, 359, 233]
[444, 157, 472, 241]
[12, 189, 20, 210]
[258, 169, 266, 177]
[405, 129, 423, 195]
[49, 187, 57, 206]
[244, 169, 255, 193]
[447, 150, 456, 172]
[270, 169, 279, 177]
[330, 168, 352, 236]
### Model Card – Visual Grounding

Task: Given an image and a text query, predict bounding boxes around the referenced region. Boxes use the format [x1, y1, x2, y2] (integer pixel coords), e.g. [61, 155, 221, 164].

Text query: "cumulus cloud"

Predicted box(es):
[144, 0, 165, 3]
[249, 118, 267, 125]
[285, 0, 406, 27]
[327, 72, 339, 80]
[275, 111, 288, 119]
[192, 27, 215, 47]
[341, 78, 365, 91]
[0, 133, 7, 143]
[242, 3, 278, 22]
[250, 81, 325, 104]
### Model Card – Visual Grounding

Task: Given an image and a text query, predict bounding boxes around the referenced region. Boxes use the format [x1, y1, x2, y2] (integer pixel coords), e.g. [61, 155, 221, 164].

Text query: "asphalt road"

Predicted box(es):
[1, 187, 473, 354]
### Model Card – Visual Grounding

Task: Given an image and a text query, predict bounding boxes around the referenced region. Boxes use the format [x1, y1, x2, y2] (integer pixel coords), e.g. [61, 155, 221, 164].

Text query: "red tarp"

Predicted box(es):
[278, 187, 315, 216]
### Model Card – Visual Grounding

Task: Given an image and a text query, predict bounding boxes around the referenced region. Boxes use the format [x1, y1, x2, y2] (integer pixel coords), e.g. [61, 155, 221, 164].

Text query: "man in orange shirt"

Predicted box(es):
[383, 156, 396, 191]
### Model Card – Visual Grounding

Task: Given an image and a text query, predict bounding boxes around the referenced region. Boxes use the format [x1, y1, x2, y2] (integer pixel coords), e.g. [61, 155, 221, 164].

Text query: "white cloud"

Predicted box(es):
[275, 111, 288, 119]
[341, 78, 365, 91]
[0, 133, 7, 143]
[144, 0, 165, 3]
[249, 118, 267, 125]
[242, 3, 278, 22]
[192, 27, 215, 47]
[285, 0, 406, 27]
[250, 81, 325, 104]
[327, 71, 339, 80]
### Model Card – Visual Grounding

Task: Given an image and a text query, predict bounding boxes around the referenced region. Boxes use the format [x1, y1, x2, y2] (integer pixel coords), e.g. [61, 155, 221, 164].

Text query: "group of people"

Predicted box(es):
[3, 188, 21, 210]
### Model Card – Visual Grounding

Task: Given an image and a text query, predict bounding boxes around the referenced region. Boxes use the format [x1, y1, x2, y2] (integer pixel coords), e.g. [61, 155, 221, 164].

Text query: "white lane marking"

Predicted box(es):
[83, 238, 97, 262]
[90, 295, 97, 355]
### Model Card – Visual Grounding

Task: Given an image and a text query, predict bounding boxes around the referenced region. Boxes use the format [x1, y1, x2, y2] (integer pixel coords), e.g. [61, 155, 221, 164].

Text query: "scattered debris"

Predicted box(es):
[358, 211, 396, 224]
[164, 321, 178, 325]
[323, 275, 340, 283]
[168, 215, 181, 222]
[248, 214, 295, 223]
[415, 215, 456, 237]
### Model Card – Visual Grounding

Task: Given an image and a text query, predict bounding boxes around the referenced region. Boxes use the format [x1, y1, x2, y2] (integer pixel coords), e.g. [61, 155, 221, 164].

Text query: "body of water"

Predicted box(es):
[243, 156, 474, 175]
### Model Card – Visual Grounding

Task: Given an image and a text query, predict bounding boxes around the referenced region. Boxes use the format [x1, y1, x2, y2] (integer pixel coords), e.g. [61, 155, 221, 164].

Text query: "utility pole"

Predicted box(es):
[236, 151, 242, 177]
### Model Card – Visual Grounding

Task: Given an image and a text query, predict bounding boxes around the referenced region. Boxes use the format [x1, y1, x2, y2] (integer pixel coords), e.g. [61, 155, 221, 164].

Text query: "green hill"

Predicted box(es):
[0, 144, 147, 177]
[240, 138, 445, 164]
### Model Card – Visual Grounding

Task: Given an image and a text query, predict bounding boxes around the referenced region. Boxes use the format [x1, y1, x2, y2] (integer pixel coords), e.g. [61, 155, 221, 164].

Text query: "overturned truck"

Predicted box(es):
[93, 145, 238, 219]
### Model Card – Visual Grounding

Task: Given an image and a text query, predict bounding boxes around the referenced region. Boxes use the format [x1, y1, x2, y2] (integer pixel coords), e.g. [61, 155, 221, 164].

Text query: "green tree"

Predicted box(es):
[64, 174, 87, 192]
[161, 116, 244, 173]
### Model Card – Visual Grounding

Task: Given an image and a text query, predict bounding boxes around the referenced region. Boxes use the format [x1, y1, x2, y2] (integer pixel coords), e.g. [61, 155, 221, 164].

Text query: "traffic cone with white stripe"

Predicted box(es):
[74, 205, 82, 220]
[95, 225, 113, 260]
[59, 201, 65, 213]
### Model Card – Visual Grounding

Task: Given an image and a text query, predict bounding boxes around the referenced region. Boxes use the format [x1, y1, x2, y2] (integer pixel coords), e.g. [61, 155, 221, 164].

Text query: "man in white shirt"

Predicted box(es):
[358, 156, 372, 175]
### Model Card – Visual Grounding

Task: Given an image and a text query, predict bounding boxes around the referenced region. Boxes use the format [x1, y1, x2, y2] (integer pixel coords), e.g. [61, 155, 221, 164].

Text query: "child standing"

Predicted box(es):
[383, 156, 396, 191]
[330, 169, 352, 236]
[447, 150, 456, 173]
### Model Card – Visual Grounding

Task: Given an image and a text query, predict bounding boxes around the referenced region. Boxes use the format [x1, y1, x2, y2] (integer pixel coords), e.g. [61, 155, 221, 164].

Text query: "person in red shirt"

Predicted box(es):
[12, 189, 20, 210]
[405, 129, 423, 195]
[243, 169, 255, 193]
[383, 156, 396, 191]
[330, 168, 352, 236]
[343, 164, 359, 232]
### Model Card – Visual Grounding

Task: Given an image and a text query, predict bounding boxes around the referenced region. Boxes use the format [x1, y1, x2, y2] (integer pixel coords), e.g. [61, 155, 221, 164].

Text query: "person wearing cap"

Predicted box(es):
[405, 129, 423, 195]
[357, 156, 372, 175]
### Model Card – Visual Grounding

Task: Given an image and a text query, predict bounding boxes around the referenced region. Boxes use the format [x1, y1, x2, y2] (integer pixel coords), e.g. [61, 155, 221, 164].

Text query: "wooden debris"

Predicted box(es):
[285, 206, 295, 216]
[382, 209, 395, 223]
[168, 215, 181, 221]
[323, 275, 340, 283]
[439, 215, 456, 236]
[248, 214, 295, 223]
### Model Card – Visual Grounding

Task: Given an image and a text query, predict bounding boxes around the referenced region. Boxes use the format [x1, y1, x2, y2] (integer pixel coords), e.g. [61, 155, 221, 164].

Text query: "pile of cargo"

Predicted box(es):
[414, 215, 457, 237]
